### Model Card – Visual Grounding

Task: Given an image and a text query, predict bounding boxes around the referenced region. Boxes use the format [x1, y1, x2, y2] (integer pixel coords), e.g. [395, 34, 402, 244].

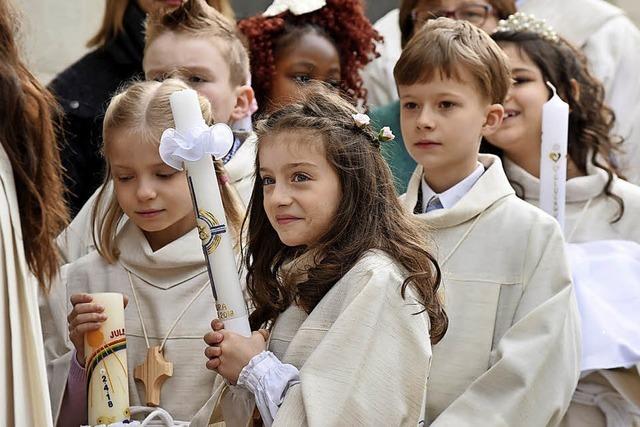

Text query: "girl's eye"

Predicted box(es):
[513, 77, 531, 85]
[261, 176, 275, 186]
[189, 75, 207, 84]
[403, 102, 419, 110]
[293, 75, 311, 84]
[157, 171, 176, 179]
[117, 175, 133, 182]
[439, 101, 456, 110]
[292, 173, 310, 183]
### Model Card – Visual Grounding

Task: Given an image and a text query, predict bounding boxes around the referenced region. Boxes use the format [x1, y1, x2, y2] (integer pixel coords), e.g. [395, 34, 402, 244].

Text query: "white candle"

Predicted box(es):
[540, 82, 569, 231]
[84, 293, 130, 426]
[167, 89, 251, 337]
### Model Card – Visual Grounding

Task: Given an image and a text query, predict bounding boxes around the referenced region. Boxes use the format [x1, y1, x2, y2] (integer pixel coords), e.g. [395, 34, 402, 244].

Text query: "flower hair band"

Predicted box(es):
[263, 0, 326, 17]
[352, 113, 395, 142]
[495, 12, 559, 43]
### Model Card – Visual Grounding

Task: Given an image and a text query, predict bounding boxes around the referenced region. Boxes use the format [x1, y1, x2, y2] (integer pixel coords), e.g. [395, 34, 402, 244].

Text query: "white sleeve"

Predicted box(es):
[237, 351, 300, 427]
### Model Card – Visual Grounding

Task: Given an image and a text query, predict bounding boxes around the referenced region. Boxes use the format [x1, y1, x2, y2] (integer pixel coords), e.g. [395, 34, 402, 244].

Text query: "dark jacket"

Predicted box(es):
[49, 1, 145, 217]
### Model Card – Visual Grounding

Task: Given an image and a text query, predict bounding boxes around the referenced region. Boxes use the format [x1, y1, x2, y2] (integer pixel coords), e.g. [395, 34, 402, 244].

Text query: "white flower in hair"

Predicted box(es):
[378, 126, 395, 142]
[352, 113, 371, 127]
[263, 0, 326, 17]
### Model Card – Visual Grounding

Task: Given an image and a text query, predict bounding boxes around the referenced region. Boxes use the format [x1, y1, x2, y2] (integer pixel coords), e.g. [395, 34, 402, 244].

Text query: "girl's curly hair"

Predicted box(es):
[238, 0, 381, 114]
[486, 30, 625, 222]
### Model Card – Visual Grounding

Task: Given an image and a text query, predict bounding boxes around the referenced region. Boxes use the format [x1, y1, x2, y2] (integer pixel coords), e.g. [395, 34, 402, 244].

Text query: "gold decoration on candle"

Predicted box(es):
[196, 208, 225, 254]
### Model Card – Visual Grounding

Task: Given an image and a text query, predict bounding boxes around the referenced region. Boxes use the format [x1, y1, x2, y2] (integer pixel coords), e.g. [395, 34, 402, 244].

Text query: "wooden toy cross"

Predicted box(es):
[134, 346, 173, 407]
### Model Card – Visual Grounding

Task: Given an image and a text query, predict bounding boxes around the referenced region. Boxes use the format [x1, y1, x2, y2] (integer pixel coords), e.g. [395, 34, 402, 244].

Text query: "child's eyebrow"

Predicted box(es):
[286, 162, 318, 169]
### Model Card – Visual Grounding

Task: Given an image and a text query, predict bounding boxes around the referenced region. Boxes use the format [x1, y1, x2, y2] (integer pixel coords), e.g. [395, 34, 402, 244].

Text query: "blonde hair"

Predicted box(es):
[394, 17, 511, 104]
[87, 0, 235, 49]
[93, 78, 244, 263]
[145, 0, 249, 87]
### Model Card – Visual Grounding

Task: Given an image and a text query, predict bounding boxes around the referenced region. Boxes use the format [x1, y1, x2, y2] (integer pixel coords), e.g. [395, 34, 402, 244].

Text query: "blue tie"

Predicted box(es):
[425, 195, 443, 213]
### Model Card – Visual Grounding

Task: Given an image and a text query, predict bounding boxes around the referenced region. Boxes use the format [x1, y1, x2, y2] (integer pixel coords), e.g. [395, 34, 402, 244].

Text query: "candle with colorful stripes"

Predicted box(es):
[84, 292, 131, 425]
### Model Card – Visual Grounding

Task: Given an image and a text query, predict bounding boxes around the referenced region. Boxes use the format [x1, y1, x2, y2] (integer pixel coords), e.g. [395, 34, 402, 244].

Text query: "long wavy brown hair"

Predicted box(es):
[244, 85, 448, 344]
[488, 30, 625, 222]
[238, 0, 381, 114]
[0, 0, 68, 289]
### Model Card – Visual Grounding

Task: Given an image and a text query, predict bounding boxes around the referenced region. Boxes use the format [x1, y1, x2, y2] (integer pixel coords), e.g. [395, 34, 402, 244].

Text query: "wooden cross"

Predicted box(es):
[134, 346, 173, 407]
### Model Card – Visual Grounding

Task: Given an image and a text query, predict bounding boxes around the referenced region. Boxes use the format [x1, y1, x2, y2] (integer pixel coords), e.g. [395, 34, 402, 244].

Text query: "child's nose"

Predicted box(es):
[270, 183, 293, 207]
[417, 109, 436, 130]
[136, 180, 157, 200]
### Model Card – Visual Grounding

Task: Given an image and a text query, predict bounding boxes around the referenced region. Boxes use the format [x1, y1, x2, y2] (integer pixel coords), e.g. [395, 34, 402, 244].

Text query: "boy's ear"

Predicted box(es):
[229, 85, 255, 122]
[481, 104, 505, 137]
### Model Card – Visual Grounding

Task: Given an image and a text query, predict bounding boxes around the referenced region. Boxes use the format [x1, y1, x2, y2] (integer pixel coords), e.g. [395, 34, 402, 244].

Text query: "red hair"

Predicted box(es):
[238, 0, 381, 113]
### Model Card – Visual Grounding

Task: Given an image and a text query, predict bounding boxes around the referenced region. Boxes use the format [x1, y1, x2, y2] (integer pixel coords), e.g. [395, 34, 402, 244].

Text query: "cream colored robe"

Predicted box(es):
[206, 250, 432, 427]
[400, 154, 581, 426]
[0, 145, 54, 426]
[504, 158, 640, 427]
[41, 221, 223, 424]
[56, 132, 257, 264]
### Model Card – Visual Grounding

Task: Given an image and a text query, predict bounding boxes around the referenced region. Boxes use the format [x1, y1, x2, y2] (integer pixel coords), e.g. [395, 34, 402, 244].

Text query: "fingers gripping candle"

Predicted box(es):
[540, 82, 569, 231]
[84, 293, 130, 426]
[159, 89, 251, 337]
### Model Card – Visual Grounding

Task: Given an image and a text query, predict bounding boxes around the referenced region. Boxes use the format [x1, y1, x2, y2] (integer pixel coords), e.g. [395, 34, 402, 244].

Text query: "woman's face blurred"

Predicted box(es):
[136, 0, 185, 14]
[412, 0, 500, 35]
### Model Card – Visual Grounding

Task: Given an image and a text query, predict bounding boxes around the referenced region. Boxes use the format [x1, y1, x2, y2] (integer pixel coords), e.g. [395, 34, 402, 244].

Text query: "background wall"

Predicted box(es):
[15, 0, 640, 85]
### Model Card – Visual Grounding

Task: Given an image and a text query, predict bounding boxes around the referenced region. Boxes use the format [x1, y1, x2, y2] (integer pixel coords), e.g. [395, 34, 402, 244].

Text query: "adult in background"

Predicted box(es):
[49, 0, 234, 217]
[0, 0, 69, 424]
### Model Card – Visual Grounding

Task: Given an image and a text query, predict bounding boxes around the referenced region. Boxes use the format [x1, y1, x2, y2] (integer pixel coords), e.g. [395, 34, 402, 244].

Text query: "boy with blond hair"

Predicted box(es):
[144, 0, 255, 204]
[397, 18, 581, 425]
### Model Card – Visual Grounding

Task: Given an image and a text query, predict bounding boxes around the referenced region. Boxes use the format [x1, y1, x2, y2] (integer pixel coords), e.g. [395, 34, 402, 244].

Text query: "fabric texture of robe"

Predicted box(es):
[504, 158, 640, 427]
[205, 250, 433, 427]
[0, 144, 54, 426]
[41, 221, 225, 424]
[400, 154, 581, 426]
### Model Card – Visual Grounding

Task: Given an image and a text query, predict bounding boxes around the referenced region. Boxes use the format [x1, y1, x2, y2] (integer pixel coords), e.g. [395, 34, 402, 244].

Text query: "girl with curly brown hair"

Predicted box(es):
[237, 0, 381, 115]
[486, 17, 640, 427]
[203, 85, 447, 426]
[0, 0, 68, 424]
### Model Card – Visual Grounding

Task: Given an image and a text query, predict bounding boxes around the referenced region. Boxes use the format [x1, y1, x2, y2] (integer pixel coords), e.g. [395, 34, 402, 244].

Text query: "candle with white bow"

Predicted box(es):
[84, 293, 130, 426]
[159, 89, 251, 337]
[539, 82, 569, 231]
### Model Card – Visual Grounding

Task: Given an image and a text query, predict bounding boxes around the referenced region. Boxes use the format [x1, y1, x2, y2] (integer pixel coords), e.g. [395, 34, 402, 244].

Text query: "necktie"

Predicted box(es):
[425, 195, 444, 213]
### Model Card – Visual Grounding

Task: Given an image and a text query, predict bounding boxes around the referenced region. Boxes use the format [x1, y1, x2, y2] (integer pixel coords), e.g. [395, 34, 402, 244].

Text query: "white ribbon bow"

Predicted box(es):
[159, 123, 234, 170]
[263, 0, 326, 17]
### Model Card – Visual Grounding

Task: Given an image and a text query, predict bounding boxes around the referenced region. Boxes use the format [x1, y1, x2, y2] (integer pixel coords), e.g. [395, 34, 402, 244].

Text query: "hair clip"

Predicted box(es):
[263, 0, 326, 17]
[495, 12, 559, 43]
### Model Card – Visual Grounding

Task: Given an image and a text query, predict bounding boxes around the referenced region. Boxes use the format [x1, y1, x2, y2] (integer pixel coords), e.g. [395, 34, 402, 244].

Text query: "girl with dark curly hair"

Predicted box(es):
[238, 0, 381, 115]
[486, 18, 640, 427]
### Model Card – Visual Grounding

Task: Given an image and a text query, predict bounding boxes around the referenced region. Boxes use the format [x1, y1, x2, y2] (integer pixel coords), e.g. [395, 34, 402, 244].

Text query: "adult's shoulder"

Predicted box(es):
[48, 49, 139, 117]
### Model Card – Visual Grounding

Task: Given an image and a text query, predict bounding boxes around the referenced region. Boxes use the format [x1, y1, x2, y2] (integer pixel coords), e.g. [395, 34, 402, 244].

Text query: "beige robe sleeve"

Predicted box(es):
[39, 264, 75, 422]
[432, 220, 581, 427]
[0, 153, 54, 427]
[273, 269, 431, 426]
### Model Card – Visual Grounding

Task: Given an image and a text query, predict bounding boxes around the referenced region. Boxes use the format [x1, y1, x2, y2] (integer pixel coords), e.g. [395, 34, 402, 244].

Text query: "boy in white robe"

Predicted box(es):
[395, 18, 581, 425]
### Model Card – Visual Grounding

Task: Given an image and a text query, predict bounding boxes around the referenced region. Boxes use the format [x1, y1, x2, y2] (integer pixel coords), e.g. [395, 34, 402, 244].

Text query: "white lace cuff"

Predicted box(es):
[237, 351, 300, 427]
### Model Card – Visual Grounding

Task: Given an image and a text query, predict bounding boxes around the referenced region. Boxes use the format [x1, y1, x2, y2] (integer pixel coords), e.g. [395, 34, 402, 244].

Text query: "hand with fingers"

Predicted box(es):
[67, 293, 128, 367]
[203, 319, 270, 384]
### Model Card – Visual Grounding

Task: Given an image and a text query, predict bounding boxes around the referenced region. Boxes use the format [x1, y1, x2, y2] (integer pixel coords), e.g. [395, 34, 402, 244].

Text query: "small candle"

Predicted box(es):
[539, 82, 569, 231]
[168, 89, 251, 337]
[84, 293, 130, 426]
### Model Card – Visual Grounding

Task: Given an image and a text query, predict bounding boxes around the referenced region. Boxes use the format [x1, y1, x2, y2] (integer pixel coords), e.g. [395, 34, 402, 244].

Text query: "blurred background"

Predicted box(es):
[15, 0, 640, 84]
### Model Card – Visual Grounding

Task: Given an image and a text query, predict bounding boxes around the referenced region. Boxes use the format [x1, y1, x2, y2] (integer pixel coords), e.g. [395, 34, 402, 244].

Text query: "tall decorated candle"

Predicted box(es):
[84, 293, 130, 425]
[159, 89, 251, 336]
[539, 82, 569, 231]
